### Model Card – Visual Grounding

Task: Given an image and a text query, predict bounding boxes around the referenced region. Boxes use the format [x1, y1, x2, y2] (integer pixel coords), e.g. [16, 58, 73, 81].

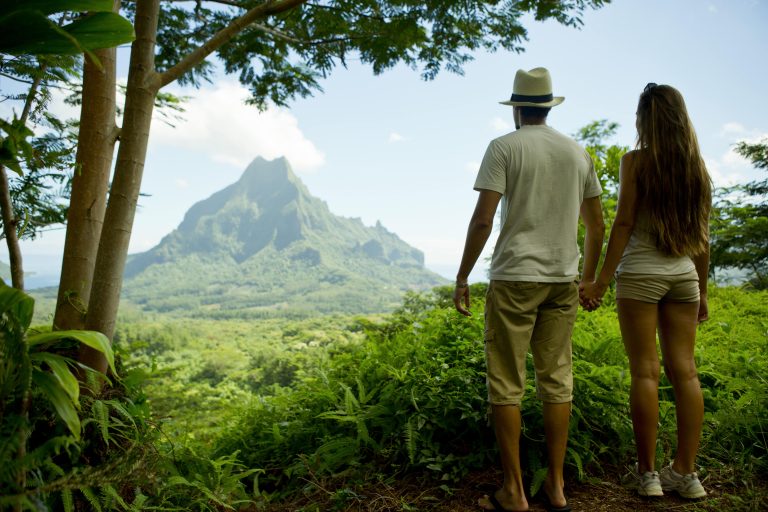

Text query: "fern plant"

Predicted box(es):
[0, 279, 113, 510]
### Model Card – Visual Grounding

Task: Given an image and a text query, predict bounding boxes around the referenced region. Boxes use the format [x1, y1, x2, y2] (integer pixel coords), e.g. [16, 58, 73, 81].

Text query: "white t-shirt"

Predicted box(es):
[474, 125, 602, 282]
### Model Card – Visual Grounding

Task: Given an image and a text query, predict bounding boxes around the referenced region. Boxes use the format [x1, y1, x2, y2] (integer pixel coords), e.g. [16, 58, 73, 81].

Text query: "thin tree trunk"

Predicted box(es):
[54, 14, 119, 336]
[0, 62, 47, 292]
[0, 165, 23, 290]
[83, 0, 161, 373]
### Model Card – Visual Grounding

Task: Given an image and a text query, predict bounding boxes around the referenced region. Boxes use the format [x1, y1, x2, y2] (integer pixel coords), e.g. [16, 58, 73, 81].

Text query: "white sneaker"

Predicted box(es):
[659, 464, 707, 499]
[623, 464, 663, 497]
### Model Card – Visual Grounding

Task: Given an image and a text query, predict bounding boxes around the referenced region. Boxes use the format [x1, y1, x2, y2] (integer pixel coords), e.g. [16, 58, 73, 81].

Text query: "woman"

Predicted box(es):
[580, 83, 711, 499]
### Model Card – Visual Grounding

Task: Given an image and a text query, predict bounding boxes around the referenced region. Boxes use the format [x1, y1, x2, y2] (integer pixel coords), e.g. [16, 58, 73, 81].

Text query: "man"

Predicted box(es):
[454, 67, 604, 512]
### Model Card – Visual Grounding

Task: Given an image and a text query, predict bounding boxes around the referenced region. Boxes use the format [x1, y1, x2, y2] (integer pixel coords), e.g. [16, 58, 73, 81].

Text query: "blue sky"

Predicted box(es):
[3, 0, 767, 287]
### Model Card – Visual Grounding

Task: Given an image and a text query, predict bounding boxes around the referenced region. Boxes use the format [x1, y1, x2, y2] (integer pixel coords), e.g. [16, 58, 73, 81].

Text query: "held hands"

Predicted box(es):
[579, 280, 608, 312]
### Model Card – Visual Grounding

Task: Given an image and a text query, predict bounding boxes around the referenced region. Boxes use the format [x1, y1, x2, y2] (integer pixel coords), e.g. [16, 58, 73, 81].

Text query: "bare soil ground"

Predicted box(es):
[260, 465, 768, 512]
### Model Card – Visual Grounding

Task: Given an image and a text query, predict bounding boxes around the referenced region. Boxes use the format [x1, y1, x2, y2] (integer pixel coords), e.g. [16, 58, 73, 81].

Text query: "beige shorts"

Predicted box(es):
[483, 280, 578, 406]
[615, 269, 699, 303]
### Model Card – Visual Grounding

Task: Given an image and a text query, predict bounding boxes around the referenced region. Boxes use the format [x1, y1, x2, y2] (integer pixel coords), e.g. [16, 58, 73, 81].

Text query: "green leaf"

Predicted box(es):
[0, 280, 34, 330]
[65, 12, 135, 51]
[27, 330, 115, 375]
[529, 467, 548, 497]
[29, 352, 80, 404]
[0, 1, 115, 18]
[0, 9, 133, 55]
[32, 370, 81, 439]
[0, 10, 82, 55]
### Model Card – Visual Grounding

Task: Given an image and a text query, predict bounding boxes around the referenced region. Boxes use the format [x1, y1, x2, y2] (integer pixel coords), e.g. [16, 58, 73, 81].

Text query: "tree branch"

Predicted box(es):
[305, 2, 388, 22]
[0, 71, 75, 91]
[251, 22, 353, 46]
[20, 63, 47, 125]
[124, 0, 248, 6]
[157, 0, 309, 89]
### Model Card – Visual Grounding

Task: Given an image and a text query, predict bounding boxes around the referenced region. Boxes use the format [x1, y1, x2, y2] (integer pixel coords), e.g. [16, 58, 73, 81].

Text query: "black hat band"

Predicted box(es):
[509, 93, 554, 103]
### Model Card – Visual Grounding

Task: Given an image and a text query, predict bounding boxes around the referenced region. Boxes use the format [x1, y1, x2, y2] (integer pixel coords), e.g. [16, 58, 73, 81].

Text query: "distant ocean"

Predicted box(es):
[2, 254, 61, 290]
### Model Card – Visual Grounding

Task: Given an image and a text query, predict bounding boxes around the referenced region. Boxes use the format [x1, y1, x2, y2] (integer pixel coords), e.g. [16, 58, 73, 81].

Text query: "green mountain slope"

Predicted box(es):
[123, 157, 447, 316]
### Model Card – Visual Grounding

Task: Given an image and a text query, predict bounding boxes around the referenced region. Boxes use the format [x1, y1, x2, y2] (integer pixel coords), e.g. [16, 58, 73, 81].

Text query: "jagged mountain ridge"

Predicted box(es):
[123, 157, 446, 316]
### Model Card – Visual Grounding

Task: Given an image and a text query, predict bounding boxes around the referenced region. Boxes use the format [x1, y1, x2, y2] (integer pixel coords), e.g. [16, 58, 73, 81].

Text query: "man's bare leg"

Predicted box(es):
[543, 401, 570, 508]
[479, 404, 529, 511]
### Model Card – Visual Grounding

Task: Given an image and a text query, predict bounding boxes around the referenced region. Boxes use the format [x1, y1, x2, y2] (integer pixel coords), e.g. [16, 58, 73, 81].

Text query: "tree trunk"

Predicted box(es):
[0, 165, 24, 290]
[83, 0, 161, 373]
[54, 9, 119, 334]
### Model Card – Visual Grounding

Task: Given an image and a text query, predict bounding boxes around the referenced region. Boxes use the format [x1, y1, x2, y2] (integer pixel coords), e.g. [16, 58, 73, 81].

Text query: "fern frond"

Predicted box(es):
[80, 487, 103, 512]
[529, 467, 548, 497]
[404, 416, 418, 464]
[60, 488, 74, 512]
[567, 447, 585, 480]
[93, 400, 110, 444]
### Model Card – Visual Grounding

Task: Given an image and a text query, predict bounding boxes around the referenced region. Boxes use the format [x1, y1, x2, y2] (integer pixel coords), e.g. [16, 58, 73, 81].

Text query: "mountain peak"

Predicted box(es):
[237, 156, 306, 194]
[124, 156, 447, 314]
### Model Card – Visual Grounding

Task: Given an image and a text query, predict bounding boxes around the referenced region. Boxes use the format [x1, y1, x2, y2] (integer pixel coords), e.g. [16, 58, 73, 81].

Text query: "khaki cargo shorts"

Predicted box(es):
[484, 280, 578, 405]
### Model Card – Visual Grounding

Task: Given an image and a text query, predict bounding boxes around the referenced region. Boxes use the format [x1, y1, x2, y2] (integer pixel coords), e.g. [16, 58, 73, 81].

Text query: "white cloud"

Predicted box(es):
[706, 140, 767, 187]
[151, 80, 324, 173]
[708, 123, 768, 186]
[175, 178, 190, 189]
[720, 122, 746, 136]
[388, 132, 404, 143]
[491, 117, 512, 132]
[465, 161, 480, 174]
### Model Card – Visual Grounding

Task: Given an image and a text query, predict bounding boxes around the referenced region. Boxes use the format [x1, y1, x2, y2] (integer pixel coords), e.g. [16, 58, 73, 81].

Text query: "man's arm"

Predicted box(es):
[454, 189, 502, 316]
[579, 196, 605, 309]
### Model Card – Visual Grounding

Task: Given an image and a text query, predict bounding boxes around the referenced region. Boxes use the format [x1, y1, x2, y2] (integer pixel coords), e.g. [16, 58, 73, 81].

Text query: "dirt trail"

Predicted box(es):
[262, 466, 767, 512]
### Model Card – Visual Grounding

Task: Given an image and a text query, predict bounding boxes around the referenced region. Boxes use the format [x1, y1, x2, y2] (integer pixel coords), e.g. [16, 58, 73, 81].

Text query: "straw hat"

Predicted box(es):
[499, 67, 564, 107]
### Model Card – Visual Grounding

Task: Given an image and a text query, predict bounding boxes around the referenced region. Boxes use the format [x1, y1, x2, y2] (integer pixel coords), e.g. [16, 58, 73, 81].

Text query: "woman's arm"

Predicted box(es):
[580, 151, 640, 303]
[693, 243, 710, 322]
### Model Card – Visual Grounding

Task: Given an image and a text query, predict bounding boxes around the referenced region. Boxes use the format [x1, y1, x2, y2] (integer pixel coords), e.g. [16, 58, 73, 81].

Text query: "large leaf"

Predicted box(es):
[29, 352, 80, 404]
[64, 11, 135, 51]
[0, 10, 134, 55]
[0, 1, 115, 18]
[0, 10, 82, 55]
[0, 280, 34, 331]
[27, 330, 115, 375]
[32, 370, 81, 439]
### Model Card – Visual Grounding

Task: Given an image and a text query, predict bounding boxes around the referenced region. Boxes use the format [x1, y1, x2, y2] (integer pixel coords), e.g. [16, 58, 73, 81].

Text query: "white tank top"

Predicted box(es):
[617, 210, 695, 275]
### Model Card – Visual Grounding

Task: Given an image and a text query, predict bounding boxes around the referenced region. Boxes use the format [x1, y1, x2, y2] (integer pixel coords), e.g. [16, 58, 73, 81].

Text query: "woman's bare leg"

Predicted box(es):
[617, 299, 661, 473]
[658, 301, 703, 474]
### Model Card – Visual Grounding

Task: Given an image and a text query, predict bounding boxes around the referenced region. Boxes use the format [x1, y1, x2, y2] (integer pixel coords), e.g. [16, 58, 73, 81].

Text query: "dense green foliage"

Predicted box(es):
[711, 138, 768, 288]
[10, 283, 768, 509]
[128, 0, 610, 107]
[2, 285, 267, 511]
[199, 284, 766, 501]
[116, 314, 370, 445]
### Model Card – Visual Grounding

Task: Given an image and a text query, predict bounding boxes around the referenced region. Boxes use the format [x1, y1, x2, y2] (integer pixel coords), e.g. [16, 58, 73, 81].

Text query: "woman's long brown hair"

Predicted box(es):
[634, 84, 712, 257]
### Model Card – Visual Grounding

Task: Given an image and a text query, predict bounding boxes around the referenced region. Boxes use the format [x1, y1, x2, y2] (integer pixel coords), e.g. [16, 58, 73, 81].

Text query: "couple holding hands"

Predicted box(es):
[454, 68, 711, 511]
